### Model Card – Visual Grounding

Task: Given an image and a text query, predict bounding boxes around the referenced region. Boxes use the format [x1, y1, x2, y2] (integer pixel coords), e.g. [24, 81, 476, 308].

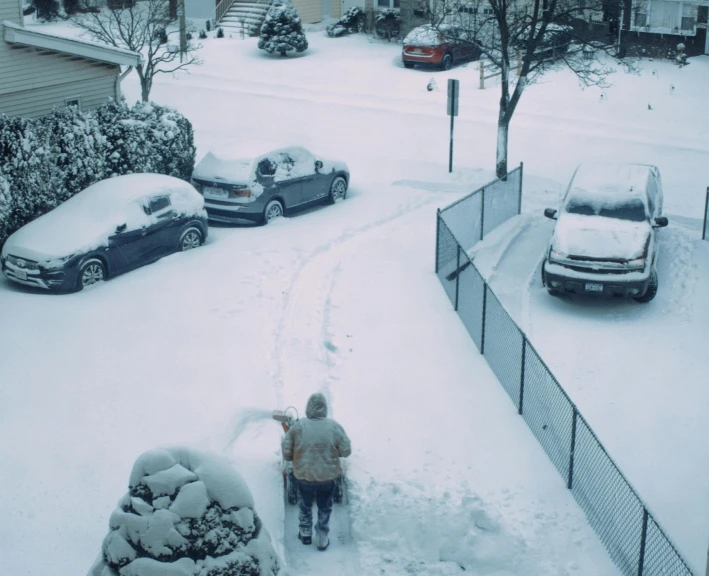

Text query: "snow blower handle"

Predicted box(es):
[272, 410, 294, 433]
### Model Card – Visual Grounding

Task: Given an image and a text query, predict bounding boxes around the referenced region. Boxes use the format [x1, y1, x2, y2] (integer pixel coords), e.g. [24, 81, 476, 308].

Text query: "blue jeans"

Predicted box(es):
[297, 479, 335, 538]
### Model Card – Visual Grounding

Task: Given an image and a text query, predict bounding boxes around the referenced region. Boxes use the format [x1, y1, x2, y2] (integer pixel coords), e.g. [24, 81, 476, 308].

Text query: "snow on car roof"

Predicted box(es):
[3, 174, 202, 260]
[193, 151, 255, 184]
[403, 25, 444, 46]
[566, 162, 655, 208]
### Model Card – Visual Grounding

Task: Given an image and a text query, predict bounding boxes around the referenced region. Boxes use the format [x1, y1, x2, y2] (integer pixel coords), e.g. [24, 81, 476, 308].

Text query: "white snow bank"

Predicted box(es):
[1, 174, 204, 261]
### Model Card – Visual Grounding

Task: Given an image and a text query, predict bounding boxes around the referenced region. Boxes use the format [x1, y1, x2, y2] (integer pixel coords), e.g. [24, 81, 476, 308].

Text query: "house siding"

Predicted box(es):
[0, 0, 21, 24]
[291, 0, 321, 23]
[0, 74, 117, 118]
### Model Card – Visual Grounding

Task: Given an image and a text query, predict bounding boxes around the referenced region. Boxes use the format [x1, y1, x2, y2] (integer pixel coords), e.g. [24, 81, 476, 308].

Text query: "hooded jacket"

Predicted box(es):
[282, 393, 351, 483]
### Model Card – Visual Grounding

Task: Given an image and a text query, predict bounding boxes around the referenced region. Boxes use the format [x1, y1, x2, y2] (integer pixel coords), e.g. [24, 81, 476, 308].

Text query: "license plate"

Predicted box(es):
[15, 269, 27, 280]
[585, 282, 603, 292]
[413, 48, 422, 53]
[204, 186, 228, 199]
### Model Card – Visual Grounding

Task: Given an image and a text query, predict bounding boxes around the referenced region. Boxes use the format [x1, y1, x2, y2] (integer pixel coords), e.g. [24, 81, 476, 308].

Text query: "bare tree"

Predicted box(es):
[73, 0, 201, 102]
[434, 0, 636, 178]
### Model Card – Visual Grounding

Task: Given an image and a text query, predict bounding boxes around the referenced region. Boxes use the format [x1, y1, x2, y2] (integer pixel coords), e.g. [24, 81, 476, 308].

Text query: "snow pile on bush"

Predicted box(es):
[258, 2, 308, 57]
[326, 7, 365, 37]
[89, 447, 280, 576]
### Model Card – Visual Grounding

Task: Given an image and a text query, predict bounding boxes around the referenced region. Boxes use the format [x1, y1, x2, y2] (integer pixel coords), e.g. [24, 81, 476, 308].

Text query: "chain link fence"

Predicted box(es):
[435, 168, 695, 576]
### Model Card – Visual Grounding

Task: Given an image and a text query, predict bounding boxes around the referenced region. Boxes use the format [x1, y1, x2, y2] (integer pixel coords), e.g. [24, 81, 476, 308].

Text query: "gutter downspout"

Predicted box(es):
[17, 0, 25, 26]
[115, 65, 134, 100]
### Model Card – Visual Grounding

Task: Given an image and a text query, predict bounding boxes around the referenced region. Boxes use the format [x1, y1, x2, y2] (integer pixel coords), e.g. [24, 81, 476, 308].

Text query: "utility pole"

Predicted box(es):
[179, 0, 186, 62]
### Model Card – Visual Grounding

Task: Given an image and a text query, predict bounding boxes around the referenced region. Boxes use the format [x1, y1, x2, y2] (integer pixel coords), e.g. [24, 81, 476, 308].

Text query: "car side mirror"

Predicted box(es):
[116, 223, 127, 233]
[544, 208, 558, 220]
[315, 160, 323, 172]
[653, 216, 668, 228]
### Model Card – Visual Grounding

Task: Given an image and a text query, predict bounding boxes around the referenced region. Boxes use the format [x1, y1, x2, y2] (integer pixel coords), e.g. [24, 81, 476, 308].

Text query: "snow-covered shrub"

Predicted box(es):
[32, 0, 60, 20]
[216, 26, 225, 38]
[89, 447, 280, 576]
[206, 19, 212, 32]
[0, 169, 11, 247]
[675, 43, 688, 67]
[63, 0, 78, 15]
[326, 6, 365, 37]
[199, 29, 208, 39]
[39, 105, 106, 202]
[0, 114, 61, 235]
[258, 2, 308, 57]
[94, 99, 196, 182]
[375, 9, 400, 41]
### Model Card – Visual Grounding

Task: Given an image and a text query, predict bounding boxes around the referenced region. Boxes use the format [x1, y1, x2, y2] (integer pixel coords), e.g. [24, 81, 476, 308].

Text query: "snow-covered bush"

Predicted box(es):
[375, 9, 400, 41]
[89, 447, 280, 576]
[199, 29, 207, 39]
[39, 105, 106, 201]
[258, 2, 308, 57]
[0, 114, 61, 235]
[326, 6, 365, 37]
[95, 99, 196, 182]
[674, 43, 688, 67]
[216, 26, 225, 38]
[0, 169, 11, 246]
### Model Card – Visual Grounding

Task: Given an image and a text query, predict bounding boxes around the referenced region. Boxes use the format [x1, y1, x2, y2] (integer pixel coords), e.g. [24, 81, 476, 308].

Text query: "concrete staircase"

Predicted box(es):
[217, 0, 275, 36]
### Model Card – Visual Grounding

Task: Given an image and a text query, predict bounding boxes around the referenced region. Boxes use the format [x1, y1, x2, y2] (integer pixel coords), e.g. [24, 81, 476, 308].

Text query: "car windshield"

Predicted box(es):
[565, 197, 647, 222]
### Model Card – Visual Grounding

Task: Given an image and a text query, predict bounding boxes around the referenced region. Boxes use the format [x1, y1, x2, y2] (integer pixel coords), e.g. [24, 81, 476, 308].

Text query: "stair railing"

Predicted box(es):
[215, 0, 278, 33]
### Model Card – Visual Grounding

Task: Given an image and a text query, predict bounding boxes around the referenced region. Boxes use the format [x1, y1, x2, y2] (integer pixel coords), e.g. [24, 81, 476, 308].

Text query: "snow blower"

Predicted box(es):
[272, 408, 346, 506]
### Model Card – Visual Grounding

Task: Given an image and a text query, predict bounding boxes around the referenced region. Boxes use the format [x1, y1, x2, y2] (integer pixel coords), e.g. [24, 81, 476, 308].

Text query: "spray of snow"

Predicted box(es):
[223, 408, 276, 452]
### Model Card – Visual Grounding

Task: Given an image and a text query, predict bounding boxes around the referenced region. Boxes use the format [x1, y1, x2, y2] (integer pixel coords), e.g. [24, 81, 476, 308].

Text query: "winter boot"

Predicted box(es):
[315, 529, 329, 551]
[298, 532, 312, 545]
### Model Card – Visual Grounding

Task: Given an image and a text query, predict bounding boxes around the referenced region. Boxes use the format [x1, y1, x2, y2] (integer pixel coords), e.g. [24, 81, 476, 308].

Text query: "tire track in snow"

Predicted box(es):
[658, 221, 699, 321]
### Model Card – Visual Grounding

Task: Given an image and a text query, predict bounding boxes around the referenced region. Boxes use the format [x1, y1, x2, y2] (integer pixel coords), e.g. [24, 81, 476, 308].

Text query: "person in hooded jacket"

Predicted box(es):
[282, 392, 351, 551]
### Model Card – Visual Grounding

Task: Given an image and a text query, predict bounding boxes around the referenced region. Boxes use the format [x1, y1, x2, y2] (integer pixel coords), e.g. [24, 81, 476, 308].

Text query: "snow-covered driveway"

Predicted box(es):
[2, 26, 709, 575]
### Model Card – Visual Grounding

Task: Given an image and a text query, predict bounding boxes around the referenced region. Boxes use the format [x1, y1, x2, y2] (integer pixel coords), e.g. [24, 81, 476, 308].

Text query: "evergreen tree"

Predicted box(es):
[258, 2, 308, 57]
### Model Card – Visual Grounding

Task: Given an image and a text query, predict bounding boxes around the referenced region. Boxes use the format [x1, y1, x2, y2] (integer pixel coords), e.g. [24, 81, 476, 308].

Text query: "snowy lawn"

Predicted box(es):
[2, 24, 709, 576]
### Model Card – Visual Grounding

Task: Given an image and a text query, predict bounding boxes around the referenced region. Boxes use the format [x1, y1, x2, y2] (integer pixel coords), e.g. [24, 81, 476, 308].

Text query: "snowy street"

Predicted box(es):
[1, 26, 709, 576]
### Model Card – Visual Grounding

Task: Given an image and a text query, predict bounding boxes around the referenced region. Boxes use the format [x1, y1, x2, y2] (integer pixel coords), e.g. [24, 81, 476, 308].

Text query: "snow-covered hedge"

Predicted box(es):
[0, 100, 195, 249]
[258, 2, 308, 57]
[326, 7, 365, 37]
[89, 447, 280, 576]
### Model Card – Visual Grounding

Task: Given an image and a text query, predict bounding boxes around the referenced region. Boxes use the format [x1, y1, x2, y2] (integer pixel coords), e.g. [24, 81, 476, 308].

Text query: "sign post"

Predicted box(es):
[447, 79, 459, 173]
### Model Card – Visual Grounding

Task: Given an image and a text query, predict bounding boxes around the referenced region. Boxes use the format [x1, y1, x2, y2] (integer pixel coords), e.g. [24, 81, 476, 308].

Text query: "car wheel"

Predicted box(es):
[403, 61, 415, 69]
[263, 199, 284, 224]
[180, 227, 202, 251]
[441, 53, 453, 70]
[329, 176, 348, 204]
[633, 267, 658, 303]
[77, 258, 105, 290]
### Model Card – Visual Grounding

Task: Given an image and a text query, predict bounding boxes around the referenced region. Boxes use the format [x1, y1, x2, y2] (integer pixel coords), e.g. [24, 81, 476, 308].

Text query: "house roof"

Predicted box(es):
[3, 21, 142, 67]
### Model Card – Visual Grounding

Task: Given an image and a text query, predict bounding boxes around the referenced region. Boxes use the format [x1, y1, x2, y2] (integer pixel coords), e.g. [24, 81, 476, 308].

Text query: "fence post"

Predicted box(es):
[567, 406, 578, 489]
[637, 508, 649, 576]
[435, 209, 441, 273]
[703, 187, 709, 240]
[517, 162, 524, 215]
[480, 186, 485, 240]
[518, 334, 526, 414]
[480, 284, 487, 354]
[454, 245, 461, 311]
[479, 61, 485, 89]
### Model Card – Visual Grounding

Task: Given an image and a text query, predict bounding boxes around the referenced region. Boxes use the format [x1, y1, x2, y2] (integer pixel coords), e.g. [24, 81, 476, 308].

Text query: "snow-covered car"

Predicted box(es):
[541, 162, 668, 302]
[402, 24, 481, 70]
[190, 146, 350, 225]
[1, 174, 208, 292]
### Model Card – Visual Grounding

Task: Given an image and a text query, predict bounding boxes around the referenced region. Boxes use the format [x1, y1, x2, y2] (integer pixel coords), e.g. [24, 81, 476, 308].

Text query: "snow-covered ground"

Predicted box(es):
[1, 24, 708, 576]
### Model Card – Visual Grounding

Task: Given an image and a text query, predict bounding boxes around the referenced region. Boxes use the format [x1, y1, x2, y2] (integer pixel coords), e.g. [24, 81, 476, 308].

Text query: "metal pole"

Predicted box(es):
[479, 61, 485, 89]
[518, 335, 526, 415]
[702, 186, 709, 240]
[637, 508, 649, 576]
[517, 162, 524, 215]
[435, 209, 441, 273]
[567, 406, 578, 489]
[480, 186, 485, 240]
[454, 245, 461, 311]
[480, 284, 487, 354]
[449, 110, 454, 173]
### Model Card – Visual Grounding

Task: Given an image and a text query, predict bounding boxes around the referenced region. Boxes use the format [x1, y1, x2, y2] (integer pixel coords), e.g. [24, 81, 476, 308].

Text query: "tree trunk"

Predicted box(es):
[136, 66, 151, 102]
[495, 121, 509, 179]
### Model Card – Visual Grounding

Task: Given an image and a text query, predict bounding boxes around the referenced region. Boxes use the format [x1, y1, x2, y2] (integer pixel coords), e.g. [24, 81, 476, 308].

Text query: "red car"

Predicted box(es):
[402, 24, 481, 70]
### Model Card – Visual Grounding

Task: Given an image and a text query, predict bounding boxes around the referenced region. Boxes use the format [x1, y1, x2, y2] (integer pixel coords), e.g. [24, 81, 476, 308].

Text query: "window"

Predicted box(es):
[378, 0, 400, 8]
[147, 195, 171, 215]
[681, 3, 696, 30]
[646, 178, 658, 215]
[698, 6, 708, 24]
[65, 98, 80, 109]
[634, 12, 648, 26]
[257, 158, 276, 176]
